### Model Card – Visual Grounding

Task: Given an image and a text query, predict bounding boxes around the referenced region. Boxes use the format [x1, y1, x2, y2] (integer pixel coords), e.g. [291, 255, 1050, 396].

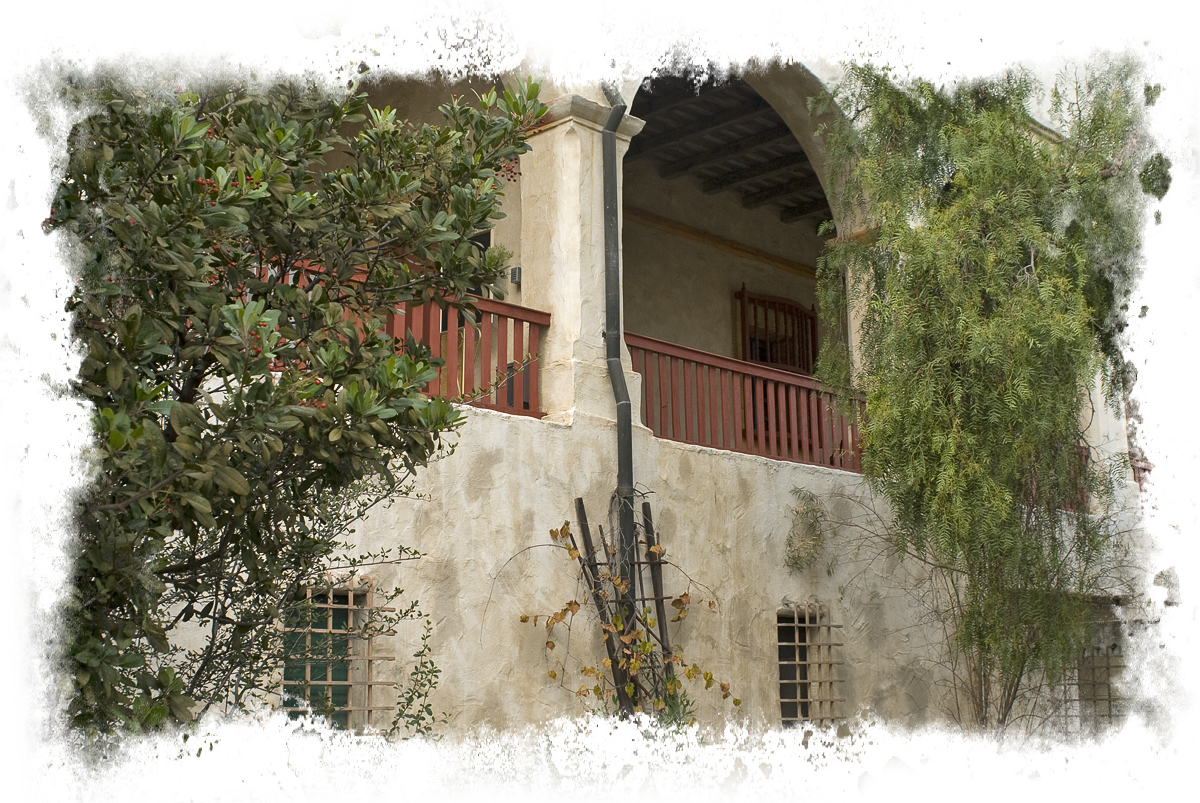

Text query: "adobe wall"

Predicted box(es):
[352, 405, 954, 731]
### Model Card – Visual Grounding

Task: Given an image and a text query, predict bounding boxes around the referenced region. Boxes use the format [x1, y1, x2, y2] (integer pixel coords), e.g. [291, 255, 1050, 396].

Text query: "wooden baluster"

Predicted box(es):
[729, 369, 739, 451]
[463, 307, 477, 401]
[479, 307, 493, 406]
[526, 320, 539, 415]
[425, 303, 441, 397]
[820, 390, 834, 466]
[708, 364, 720, 447]
[445, 304, 460, 399]
[718, 369, 731, 450]
[667, 354, 680, 441]
[512, 314, 525, 411]
[762, 379, 775, 457]
[496, 312, 508, 410]
[684, 358, 697, 443]
[776, 381, 788, 459]
[657, 351, 669, 438]
[788, 384, 800, 462]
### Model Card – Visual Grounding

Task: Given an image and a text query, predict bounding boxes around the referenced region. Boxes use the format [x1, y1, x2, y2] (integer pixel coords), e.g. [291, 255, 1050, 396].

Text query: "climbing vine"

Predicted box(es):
[521, 508, 740, 726]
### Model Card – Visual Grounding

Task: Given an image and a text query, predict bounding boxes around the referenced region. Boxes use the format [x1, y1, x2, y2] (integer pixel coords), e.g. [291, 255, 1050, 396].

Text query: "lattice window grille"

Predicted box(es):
[1060, 641, 1125, 735]
[281, 585, 396, 730]
[777, 602, 844, 727]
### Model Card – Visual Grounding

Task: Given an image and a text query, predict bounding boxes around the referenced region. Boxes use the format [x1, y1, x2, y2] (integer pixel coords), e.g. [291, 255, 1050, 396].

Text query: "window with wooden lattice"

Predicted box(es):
[736, 286, 818, 375]
[777, 602, 844, 727]
[281, 585, 395, 730]
[1059, 619, 1126, 735]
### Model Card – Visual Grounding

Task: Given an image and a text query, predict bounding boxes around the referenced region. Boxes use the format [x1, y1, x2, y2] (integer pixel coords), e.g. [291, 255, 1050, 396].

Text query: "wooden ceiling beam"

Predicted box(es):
[658, 125, 796, 179]
[702, 151, 809, 194]
[632, 78, 737, 119]
[740, 174, 824, 208]
[780, 199, 832, 223]
[626, 100, 774, 161]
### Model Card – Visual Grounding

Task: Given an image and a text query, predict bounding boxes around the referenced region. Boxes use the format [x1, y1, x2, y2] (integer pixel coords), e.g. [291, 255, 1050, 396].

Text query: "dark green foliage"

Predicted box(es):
[814, 58, 1163, 728]
[45, 71, 545, 732]
[1139, 152, 1172, 200]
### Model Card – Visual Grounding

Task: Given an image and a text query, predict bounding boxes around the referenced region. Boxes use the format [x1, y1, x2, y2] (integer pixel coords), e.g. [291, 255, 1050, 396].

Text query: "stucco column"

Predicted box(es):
[518, 94, 645, 424]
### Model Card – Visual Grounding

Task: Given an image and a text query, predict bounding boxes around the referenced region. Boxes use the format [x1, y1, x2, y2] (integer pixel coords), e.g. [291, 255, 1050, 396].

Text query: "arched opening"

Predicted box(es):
[622, 69, 833, 365]
[621, 67, 860, 470]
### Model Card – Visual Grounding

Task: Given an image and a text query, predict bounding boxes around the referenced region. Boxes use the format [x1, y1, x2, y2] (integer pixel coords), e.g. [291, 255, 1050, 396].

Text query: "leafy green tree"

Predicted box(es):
[45, 70, 545, 732]
[813, 59, 1165, 728]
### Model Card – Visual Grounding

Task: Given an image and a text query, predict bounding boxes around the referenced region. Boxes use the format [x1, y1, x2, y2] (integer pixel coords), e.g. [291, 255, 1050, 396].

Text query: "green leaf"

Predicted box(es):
[212, 464, 250, 496]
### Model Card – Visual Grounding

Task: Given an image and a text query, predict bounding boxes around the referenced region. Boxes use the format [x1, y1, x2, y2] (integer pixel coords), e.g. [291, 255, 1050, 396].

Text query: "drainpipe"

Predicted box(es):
[600, 83, 636, 589]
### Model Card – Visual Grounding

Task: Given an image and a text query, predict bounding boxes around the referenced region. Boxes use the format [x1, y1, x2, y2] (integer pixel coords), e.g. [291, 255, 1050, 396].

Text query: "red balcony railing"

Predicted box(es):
[386, 297, 551, 418]
[627, 332, 862, 472]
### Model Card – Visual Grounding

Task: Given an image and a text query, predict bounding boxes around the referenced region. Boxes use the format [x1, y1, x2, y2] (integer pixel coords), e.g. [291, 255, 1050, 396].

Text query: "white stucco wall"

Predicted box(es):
[352, 404, 951, 731]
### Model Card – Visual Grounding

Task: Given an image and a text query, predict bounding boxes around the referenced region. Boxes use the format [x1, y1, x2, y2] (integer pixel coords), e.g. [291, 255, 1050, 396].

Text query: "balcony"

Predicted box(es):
[626, 332, 862, 472]
[387, 297, 551, 418]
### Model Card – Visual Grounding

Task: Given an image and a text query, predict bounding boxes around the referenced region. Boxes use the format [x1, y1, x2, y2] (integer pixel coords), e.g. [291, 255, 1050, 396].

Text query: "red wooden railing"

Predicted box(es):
[626, 332, 862, 472]
[386, 297, 551, 418]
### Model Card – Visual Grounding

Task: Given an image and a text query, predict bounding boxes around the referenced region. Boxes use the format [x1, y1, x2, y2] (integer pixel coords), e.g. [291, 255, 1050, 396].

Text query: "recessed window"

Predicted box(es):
[777, 602, 844, 727]
[281, 586, 395, 730]
[1060, 638, 1125, 734]
[736, 286, 818, 375]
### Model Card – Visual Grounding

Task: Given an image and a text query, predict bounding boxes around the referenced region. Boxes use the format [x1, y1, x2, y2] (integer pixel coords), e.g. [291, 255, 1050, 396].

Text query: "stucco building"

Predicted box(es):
[285, 64, 1146, 735]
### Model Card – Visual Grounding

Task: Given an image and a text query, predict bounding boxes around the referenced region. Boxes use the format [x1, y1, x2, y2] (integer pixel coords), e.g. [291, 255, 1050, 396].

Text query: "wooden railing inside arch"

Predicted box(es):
[385, 297, 551, 418]
[626, 332, 862, 472]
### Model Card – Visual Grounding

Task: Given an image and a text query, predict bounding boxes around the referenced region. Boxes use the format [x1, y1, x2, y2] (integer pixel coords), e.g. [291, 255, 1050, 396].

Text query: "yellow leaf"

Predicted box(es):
[568, 548, 580, 560]
[733, 698, 742, 706]
[649, 544, 664, 556]
[548, 669, 557, 679]
[546, 640, 555, 650]
[602, 658, 611, 668]
[519, 614, 529, 623]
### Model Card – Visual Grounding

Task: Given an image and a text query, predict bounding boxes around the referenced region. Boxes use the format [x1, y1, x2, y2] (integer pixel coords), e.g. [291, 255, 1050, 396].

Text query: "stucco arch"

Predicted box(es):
[739, 61, 848, 232]
[619, 62, 850, 366]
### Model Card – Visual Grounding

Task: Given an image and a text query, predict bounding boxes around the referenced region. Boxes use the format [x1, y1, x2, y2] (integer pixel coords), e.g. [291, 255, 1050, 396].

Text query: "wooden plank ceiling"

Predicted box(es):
[628, 74, 831, 225]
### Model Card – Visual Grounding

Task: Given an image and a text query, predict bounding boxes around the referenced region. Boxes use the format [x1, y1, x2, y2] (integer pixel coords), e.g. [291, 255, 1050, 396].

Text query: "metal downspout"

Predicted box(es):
[600, 84, 636, 588]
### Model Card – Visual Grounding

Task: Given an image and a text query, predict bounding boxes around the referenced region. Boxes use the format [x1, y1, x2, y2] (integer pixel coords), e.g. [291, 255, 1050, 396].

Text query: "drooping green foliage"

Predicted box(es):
[813, 59, 1164, 727]
[45, 71, 545, 732]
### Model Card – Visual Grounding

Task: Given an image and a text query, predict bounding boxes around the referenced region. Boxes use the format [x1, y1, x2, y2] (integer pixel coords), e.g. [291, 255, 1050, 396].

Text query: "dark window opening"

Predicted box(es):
[737, 286, 818, 375]
[777, 603, 844, 727]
